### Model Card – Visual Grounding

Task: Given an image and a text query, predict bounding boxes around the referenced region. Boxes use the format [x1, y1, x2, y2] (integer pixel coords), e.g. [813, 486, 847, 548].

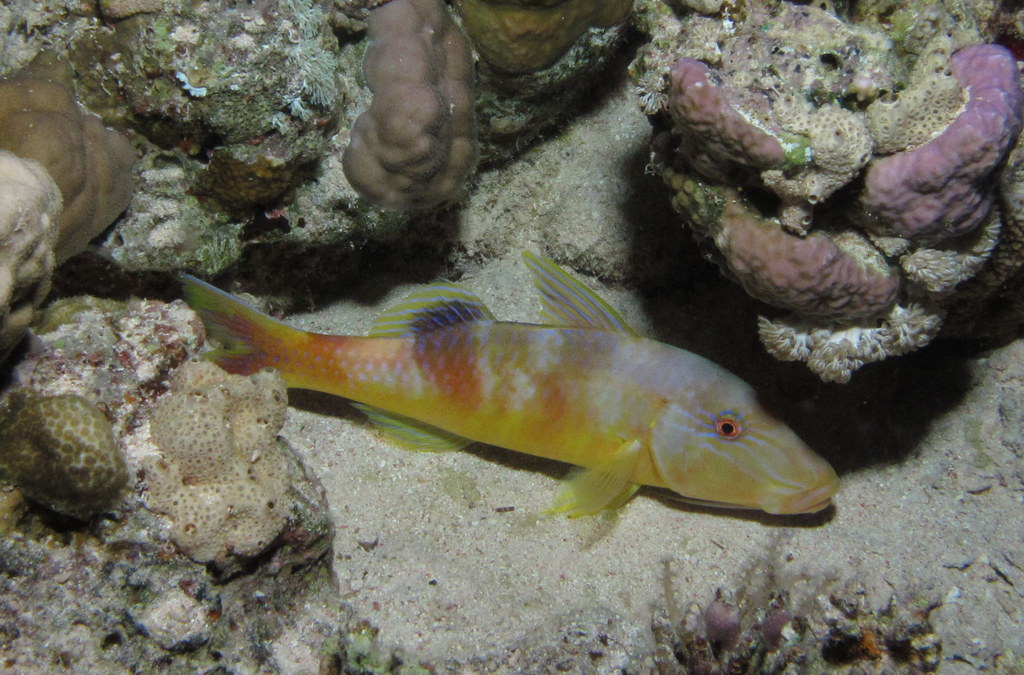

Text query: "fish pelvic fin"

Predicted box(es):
[181, 274, 296, 376]
[522, 251, 636, 335]
[351, 402, 473, 452]
[547, 439, 642, 517]
[369, 282, 494, 337]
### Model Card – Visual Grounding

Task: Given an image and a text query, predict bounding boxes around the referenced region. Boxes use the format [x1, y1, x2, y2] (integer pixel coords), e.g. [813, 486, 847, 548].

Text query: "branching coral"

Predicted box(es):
[342, 0, 478, 210]
[0, 54, 135, 263]
[635, 2, 1024, 381]
[0, 390, 128, 519]
[142, 361, 292, 566]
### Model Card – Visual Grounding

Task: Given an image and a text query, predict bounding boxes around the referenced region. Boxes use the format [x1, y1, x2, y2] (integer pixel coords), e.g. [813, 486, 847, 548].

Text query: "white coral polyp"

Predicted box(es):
[758, 303, 943, 383]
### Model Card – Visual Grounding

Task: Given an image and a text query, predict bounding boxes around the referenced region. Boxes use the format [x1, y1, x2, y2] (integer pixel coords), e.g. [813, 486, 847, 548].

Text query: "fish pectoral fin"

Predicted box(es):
[547, 439, 642, 517]
[351, 403, 473, 452]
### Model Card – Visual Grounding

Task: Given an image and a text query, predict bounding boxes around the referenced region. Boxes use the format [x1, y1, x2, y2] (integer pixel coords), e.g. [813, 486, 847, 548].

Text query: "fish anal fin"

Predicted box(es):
[522, 251, 636, 336]
[547, 439, 642, 517]
[352, 402, 473, 452]
[369, 283, 494, 337]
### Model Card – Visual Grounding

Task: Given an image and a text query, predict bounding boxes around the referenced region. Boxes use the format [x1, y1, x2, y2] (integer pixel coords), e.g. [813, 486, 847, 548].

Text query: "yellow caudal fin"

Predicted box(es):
[181, 275, 298, 376]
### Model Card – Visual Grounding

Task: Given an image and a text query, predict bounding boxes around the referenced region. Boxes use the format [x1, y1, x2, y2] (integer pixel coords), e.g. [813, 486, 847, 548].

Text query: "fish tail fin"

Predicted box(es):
[181, 274, 297, 375]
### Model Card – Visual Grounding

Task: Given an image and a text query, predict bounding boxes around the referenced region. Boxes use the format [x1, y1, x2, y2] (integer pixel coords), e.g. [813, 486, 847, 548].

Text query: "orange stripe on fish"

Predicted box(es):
[182, 253, 839, 516]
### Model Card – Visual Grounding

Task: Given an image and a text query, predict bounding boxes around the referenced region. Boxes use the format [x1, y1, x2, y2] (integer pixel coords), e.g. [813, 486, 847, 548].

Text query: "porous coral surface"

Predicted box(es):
[0, 390, 128, 519]
[0, 151, 61, 361]
[142, 361, 292, 566]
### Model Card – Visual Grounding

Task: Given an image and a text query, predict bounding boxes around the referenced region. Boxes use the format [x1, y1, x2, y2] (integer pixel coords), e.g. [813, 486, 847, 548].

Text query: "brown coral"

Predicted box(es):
[452, 0, 634, 74]
[0, 390, 128, 519]
[0, 54, 136, 262]
[342, 0, 478, 210]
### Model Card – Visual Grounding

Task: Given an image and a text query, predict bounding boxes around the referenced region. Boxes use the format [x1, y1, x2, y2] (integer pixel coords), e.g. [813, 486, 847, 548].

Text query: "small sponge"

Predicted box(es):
[0, 390, 128, 519]
[143, 361, 291, 565]
[342, 0, 478, 210]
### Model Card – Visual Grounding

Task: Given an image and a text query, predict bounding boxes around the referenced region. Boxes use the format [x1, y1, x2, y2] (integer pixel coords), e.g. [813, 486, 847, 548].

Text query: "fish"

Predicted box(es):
[181, 252, 839, 516]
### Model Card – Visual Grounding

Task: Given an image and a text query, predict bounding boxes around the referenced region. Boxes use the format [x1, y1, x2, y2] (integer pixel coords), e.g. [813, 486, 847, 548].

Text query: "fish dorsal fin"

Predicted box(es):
[522, 252, 636, 336]
[351, 402, 473, 452]
[369, 282, 494, 337]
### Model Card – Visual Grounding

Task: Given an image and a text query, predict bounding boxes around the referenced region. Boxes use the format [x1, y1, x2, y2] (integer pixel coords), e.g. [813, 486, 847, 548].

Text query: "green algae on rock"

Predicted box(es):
[0, 390, 128, 520]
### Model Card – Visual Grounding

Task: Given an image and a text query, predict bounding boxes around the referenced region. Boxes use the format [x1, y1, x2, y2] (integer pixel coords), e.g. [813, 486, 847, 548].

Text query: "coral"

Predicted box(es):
[862, 44, 1023, 242]
[101, 0, 340, 232]
[451, 0, 633, 75]
[652, 587, 942, 673]
[758, 304, 943, 384]
[0, 54, 136, 263]
[715, 199, 900, 321]
[0, 390, 128, 519]
[342, 0, 478, 210]
[98, 0, 165, 20]
[666, 57, 788, 183]
[0, 150, 61, 361]
[636, 2, 1024, 381]
[142, 361, 292, 566]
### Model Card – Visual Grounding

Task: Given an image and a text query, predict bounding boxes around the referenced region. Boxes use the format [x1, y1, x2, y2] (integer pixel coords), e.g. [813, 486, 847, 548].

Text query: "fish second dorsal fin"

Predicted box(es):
[369, 282, 494, 337]
[522, 252, 636, 335]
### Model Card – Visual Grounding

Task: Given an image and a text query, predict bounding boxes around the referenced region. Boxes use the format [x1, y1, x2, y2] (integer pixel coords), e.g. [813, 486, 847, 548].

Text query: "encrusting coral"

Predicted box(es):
[142, 361, 292, 565]
[0, 53, 135, 263]
[342, 0, 478, 210]
[0, 389, 128, 520]
[635, 2, 1024, 382]
[0, 150, 61, 362]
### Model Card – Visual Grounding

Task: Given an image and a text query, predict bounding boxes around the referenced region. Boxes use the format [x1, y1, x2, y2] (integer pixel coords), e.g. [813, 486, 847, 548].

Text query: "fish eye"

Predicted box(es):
[714, 413, 743, 439]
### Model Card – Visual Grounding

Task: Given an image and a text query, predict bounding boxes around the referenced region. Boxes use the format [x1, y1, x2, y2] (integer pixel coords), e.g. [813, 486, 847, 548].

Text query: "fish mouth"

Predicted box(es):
[777, 478, 840, 514]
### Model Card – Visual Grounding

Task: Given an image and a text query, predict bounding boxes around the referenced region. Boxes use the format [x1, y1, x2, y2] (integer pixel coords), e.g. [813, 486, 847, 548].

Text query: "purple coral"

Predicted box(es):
[342, 0, 478, 210]
[667, 58, 786, 182]
[862, 44, 1023, 241]
[715, 201, 900, 321]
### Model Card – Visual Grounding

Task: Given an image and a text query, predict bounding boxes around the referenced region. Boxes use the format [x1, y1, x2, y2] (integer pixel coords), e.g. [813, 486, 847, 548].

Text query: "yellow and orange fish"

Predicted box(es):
[182, 253, 838, 516]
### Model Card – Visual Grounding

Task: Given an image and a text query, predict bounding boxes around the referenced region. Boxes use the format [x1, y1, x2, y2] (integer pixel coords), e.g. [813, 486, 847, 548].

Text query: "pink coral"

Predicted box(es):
[667, 58, 786, 183]
[862, 44, 1023, 241]
[342, 0, 478, 210]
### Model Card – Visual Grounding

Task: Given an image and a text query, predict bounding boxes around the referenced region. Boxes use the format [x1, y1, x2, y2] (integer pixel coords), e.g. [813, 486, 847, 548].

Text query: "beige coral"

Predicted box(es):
[0, 150, 61, 361]
[142, 361, 291, 565]
[0, 54, 136, 262]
